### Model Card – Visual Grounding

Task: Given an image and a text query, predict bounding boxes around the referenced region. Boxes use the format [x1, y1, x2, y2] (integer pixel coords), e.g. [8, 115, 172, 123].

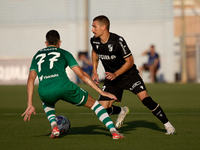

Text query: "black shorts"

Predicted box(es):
[99, 73, 146, 102]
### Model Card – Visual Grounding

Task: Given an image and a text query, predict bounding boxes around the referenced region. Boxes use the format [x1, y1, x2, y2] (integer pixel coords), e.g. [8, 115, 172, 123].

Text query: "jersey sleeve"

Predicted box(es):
[29, 56, 37, 72]
[64, 51, 79, 68]
[90, 38, 96, 51]
[118, 37, 132, 59]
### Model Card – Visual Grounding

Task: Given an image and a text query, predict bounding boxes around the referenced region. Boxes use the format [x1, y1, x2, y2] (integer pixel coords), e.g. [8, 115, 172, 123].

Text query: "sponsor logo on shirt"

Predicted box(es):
[39, 74, 59, 81]
[39, 75, 43, 81]
[97, 54, 116, 60]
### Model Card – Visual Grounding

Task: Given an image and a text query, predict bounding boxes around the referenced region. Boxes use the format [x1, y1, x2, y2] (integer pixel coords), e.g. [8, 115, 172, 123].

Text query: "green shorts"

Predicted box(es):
[39, 82, 88, 107]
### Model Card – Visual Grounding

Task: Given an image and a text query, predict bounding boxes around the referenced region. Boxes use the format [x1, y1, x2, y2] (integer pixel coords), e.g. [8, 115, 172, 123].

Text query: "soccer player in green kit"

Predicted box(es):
[22, 30, 124, 139]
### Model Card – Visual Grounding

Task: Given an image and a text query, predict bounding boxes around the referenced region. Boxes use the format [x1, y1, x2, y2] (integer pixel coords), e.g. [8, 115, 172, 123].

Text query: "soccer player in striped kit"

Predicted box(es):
[22, 30, 124, 139]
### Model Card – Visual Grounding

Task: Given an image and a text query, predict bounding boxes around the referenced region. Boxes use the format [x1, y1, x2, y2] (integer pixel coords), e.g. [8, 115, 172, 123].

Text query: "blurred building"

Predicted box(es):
[1, 0, 199, 84]
[174, 0, 200, 82]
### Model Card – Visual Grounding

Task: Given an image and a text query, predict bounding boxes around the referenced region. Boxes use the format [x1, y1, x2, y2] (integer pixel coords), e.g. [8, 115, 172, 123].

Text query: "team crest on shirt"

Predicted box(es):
[108, 44, 113, 52]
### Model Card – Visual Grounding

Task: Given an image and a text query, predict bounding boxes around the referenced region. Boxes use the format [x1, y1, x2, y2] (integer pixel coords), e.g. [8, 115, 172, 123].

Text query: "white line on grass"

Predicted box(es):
[0, 112, 199, 115]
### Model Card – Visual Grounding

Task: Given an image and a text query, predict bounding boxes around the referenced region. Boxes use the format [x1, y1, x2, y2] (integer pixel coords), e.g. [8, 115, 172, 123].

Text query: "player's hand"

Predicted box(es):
[101, 91, 117, 100]
[92, 72, 99, 85]
[21, 105, 36, 121]
[105, 72, 117, 81]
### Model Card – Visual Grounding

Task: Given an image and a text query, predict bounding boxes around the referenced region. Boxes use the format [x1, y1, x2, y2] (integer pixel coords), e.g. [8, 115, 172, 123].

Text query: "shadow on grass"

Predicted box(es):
[35, 125, 110, 138]
[36, 120, 165, 138]
[120, 120, 166, 134]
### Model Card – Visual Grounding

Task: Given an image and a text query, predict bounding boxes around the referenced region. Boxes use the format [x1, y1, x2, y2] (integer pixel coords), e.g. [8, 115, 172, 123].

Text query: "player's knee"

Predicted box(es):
[84, 94, 96, 109]
[142, 96, 158, 111]
[137, 91, 149, 100]
[99, 100, 113, 109]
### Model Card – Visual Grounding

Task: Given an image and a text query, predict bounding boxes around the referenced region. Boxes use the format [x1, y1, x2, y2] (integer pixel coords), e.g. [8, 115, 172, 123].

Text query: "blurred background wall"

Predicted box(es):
[0, 0, 199, 84]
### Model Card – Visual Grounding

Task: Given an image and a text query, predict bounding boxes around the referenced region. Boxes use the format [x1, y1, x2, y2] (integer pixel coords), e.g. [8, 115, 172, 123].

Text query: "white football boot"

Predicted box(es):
[165, 127, 176, 135]
[115, 106, 129, 129]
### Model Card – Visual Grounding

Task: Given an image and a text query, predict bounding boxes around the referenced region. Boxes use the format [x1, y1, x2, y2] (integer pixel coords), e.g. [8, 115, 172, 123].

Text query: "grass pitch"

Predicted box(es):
[0, 83, 200, 150]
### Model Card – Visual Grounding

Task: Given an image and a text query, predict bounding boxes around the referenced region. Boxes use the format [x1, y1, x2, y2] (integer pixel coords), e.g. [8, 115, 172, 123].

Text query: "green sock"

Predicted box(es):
[91, 101, 116, 132]
[43, 103, 57, 129]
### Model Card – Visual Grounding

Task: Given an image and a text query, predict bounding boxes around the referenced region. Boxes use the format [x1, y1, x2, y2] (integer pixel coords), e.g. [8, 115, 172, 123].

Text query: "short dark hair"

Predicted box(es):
[150, 45, 155, 48]
[93, 15, 110, 31]
[46, 30, 60, 45]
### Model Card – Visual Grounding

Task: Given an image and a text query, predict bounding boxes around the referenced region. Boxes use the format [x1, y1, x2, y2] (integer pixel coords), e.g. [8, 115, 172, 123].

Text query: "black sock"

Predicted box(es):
[142, 97, 169, 124]
[106, 105, 121, 116]
[152, 105, 169, 124]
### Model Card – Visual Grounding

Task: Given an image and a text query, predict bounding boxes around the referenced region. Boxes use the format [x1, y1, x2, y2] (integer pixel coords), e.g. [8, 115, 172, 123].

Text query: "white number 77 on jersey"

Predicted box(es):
[36, 52, 60, 72]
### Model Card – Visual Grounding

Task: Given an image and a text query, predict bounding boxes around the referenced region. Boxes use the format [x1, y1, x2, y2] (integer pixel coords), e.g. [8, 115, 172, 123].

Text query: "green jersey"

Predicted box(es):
[30, 46, 79, 95]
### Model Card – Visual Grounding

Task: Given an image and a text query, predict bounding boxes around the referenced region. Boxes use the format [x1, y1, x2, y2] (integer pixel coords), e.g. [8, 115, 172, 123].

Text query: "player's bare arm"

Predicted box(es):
[92, 49, 100, 84]
[105, 55, 134, 81]
[72, 66, 117, 100]
[22, 70, 37, 121]
[142, 49, 150, 56]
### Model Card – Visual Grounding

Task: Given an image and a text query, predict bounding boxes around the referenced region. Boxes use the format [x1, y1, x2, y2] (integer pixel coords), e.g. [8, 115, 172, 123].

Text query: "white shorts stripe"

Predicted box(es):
[75, 96, 85, 106]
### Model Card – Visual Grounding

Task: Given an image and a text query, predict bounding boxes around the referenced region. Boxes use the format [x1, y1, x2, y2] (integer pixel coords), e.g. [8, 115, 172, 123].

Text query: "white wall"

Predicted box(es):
[0, 0, 175, 84]
[0, 23, 84, 57]
[0, 23, 85, 84]
[88, 20, 175, 83]
[0, 19, 175, 84]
